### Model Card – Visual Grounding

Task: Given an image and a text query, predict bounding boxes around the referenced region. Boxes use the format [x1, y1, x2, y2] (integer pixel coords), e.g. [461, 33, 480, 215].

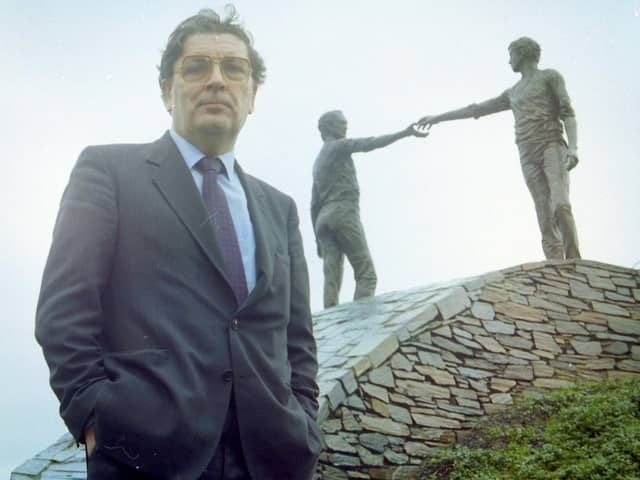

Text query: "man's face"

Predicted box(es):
[508, 47, 524, 72]
[162, 33, 257, 150]
[330, 113, 348, 138]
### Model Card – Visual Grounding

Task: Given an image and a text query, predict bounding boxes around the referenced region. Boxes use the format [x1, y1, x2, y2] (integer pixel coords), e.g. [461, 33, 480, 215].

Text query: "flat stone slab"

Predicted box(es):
[359, 415, 410, 436]
[608, 318, 640, 335]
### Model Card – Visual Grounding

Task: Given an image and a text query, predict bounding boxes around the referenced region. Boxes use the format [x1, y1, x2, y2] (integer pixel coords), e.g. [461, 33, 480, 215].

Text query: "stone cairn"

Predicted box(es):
[11, 260, 640, 480]
[312, 260, 640, 480]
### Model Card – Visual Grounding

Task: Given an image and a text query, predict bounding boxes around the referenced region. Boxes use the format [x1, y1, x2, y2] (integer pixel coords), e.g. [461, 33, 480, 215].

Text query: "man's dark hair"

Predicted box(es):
[159, 5, 266, 94]
[508, 36, 541, 63]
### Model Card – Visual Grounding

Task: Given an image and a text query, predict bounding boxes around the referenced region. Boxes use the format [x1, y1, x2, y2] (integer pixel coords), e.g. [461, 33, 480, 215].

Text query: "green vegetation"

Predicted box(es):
[420, 378, 640, 480]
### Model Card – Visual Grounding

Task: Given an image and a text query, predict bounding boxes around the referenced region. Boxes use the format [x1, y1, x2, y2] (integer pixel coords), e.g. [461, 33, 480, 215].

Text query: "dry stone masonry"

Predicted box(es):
[11, 260, 640, 480]
[313, 260, 639, 480]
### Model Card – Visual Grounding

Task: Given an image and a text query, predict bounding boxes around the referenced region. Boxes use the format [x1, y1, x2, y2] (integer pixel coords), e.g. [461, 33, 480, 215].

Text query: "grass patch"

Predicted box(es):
[419, 378, 640, 480]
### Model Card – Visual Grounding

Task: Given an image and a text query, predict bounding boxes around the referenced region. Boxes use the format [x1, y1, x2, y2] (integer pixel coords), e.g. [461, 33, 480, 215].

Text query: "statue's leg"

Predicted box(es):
[316, 205, 345, 308]
[543, 143, 581, 259]
[321, 236, 344, 309]
[333, 203, 377, 301]
[521, 157, 564, 259]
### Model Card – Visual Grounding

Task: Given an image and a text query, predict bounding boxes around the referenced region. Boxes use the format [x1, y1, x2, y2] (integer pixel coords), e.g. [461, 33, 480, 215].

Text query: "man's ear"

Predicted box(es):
[160, 79, 173, 114]
[249, 85, 258, 114]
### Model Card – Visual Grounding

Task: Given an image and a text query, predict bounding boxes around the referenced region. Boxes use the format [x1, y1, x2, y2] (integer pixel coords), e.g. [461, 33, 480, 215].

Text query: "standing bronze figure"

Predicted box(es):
[420, 37, 581, 260]
[312, 111, 428, 308]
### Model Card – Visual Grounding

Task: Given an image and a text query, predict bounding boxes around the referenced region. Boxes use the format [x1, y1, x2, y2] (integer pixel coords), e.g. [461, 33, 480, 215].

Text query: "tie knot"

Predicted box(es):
[198, 156, 224, 174]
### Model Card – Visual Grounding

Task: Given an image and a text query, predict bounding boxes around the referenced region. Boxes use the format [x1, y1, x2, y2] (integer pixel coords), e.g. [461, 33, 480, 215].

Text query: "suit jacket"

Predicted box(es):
[36, 132, 322, 479]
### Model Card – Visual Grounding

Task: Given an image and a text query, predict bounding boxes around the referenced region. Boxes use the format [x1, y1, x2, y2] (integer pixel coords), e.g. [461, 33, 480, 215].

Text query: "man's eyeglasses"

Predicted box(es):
[178, 56, 253, 83]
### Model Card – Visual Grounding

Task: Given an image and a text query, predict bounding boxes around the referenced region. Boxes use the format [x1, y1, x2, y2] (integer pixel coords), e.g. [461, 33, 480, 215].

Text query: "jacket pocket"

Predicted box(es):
[95, 348, 173, 454]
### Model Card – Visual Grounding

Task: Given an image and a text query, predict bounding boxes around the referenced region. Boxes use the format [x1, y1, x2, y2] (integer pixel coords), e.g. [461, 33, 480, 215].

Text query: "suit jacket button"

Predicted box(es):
[231, 318, 239, 330]
[222, 371, 233, 382]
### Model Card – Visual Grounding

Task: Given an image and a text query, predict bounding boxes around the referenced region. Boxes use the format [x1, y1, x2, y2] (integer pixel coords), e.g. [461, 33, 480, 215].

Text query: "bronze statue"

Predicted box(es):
[312, 110, 428, 308]
[419, 37, 581, 260]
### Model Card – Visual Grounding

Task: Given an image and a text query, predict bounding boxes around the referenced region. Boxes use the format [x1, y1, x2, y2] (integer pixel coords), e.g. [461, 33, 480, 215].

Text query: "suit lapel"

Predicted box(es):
[236, 164, 275, 309]
[146, 132, 232, 289]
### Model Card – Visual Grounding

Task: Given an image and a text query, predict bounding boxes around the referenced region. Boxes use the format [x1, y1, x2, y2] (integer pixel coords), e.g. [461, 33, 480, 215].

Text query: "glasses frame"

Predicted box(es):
[177, 55, 253, 84]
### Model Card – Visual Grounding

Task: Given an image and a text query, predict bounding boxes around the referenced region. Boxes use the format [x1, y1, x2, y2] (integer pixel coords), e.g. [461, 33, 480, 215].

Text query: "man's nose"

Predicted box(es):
[205, 63, 226, 86]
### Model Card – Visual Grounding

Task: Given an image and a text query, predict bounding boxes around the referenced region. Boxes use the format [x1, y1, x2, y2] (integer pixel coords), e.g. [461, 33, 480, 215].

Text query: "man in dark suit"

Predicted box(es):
[36, 7, 321, 480]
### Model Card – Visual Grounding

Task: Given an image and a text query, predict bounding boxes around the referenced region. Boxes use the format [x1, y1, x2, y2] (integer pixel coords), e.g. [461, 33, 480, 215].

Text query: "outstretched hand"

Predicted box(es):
[417, 115, 437, 128]
[408, 122, 431, 138]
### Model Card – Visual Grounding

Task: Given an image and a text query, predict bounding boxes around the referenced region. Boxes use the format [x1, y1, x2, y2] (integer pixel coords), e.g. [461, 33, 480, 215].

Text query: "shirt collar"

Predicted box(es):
[169, 129, 236, 176]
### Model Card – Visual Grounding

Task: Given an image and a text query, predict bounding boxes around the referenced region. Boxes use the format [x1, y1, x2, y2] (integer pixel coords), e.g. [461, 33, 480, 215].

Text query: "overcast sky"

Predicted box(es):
[2, 0, 639, 475]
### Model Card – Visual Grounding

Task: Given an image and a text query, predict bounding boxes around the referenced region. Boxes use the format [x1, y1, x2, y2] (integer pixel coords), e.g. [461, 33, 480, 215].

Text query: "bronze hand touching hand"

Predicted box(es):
[408, 122, 431, 138]
[417, 115, 437, 128]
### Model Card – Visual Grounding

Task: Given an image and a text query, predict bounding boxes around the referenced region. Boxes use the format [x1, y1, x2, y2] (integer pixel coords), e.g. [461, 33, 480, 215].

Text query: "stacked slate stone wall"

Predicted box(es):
[315, 260, 640, 480]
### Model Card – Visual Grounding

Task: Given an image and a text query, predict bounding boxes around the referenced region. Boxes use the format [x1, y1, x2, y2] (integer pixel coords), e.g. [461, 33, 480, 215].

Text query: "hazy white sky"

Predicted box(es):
[2, 0, 639, 475]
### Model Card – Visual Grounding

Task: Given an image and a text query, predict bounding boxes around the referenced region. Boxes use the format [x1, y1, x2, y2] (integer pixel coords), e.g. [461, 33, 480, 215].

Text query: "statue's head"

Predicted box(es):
[508, 37, 540, 72]
[318, 110, 348, 140]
